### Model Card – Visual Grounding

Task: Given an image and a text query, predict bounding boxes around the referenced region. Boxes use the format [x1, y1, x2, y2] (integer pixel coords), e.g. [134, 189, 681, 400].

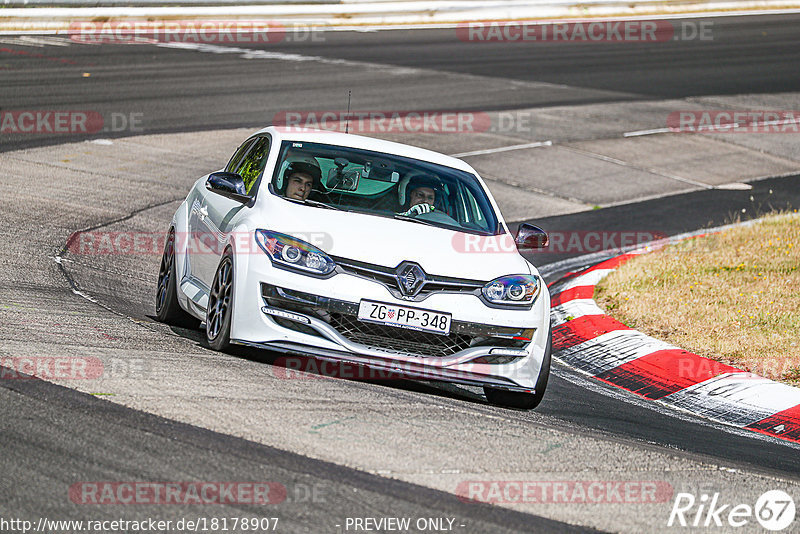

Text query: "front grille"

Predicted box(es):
[328, 312, 473, 358]
[334, 257, 483, 301]
[261, 283, 529, 359]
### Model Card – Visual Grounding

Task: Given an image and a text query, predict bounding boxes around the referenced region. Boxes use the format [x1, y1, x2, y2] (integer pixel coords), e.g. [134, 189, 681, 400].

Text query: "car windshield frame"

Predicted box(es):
[268, 140, 502, 236]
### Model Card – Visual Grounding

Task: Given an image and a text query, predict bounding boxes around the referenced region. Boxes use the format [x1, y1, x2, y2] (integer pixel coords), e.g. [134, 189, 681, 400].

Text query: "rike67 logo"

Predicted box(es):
[668, 490, 795, 530]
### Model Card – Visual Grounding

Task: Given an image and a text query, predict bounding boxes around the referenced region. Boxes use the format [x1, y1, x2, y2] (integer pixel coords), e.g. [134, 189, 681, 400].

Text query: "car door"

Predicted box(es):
[188, 135, 271, 291]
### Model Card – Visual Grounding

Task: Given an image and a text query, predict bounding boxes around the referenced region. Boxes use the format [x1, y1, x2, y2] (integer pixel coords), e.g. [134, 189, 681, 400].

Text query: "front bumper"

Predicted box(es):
[229, 261, 551, 391]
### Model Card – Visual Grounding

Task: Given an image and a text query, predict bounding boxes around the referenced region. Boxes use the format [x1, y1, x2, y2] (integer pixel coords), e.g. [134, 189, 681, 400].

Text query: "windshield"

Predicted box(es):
[269, 140, 501, 235]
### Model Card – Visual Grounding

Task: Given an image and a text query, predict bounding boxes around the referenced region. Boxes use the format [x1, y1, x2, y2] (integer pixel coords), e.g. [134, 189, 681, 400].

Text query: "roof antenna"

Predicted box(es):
[345, 90, 351, 134]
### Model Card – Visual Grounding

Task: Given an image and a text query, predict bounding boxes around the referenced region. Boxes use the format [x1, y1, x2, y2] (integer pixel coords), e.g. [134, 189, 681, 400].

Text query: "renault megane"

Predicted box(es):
[155, 126, 551, 408]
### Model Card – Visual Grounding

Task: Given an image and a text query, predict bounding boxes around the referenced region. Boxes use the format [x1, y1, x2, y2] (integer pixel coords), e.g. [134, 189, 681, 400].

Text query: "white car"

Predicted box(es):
[155, 127, 551, 408]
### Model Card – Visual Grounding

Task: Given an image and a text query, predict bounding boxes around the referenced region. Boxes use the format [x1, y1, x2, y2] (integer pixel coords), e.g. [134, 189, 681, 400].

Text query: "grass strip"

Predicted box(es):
[596, 212, 800, 385]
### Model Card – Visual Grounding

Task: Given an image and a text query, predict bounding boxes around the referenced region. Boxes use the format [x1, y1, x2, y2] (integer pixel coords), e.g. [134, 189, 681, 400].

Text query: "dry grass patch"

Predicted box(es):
[595, 213, 800, 385]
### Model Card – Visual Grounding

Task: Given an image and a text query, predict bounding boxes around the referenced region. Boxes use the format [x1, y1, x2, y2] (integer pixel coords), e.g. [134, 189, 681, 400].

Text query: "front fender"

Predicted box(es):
[227, 222, 256, 340]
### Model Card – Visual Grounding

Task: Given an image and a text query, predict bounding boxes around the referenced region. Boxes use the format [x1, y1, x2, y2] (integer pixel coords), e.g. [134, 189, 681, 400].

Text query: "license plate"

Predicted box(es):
[357, 300, 452, 335]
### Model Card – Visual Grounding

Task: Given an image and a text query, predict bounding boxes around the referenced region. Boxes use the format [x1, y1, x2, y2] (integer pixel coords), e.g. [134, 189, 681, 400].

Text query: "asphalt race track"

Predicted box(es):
[3, 14, 800, 151]
[1, 13, 800, 534]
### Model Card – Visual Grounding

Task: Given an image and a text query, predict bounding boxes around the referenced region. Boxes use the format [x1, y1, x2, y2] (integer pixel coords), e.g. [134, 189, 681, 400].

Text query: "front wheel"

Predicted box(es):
[206, 250, 234, 351]
[155, 229, 200, 329]
[484, 326, 552, 410]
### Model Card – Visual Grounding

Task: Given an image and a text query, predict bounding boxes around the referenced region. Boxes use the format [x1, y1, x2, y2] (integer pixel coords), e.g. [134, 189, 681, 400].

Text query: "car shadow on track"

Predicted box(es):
[150, 315, 495, 408]
[230, 344, 493, 407]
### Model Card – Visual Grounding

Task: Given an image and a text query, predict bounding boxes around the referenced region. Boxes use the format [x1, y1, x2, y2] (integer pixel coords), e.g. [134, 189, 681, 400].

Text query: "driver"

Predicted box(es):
[280, 159, 323, 202]
[399, 175, 442, 216]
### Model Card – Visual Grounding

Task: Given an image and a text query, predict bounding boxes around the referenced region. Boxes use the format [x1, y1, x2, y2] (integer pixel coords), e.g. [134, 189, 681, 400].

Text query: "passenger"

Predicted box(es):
[399, 175, 442, 216]
[279, 159, 323, 202]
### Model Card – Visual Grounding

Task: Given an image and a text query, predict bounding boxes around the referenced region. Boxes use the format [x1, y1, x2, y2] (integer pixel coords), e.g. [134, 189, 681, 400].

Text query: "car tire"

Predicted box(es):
[155, 229, 201, 329]
[484, 326, 552, 410]
[206, 249, 234, 351]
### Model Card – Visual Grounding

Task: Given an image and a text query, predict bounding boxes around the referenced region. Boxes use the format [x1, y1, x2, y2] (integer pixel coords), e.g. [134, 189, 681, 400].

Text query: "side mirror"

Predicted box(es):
[206, 172, 252, 203]
[515, 223, 548, 251]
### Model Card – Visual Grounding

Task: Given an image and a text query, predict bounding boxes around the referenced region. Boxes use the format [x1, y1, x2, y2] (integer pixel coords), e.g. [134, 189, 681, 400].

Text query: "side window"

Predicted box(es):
[462, 186, 489, 230]
[226, 140, 255, 173]
[233, 137, 271, 194]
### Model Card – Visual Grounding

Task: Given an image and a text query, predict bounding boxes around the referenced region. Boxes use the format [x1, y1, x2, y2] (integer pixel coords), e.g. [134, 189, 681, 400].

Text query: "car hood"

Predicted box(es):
[262, 201, 533, 282]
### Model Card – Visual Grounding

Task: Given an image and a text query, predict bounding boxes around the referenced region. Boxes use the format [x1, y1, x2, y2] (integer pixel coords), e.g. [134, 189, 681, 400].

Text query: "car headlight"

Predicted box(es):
[255, 230, 336, 276]
[482, 274, 540, 307]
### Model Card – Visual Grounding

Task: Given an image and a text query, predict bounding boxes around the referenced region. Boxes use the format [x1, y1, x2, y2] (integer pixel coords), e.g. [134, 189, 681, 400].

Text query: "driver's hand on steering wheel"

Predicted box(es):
[400, 203, 435, 217]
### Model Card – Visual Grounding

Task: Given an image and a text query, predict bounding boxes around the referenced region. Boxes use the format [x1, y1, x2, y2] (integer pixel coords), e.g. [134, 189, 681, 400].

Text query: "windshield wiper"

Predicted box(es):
[393, 214, 440, 228]
[302, 199, 345, 211]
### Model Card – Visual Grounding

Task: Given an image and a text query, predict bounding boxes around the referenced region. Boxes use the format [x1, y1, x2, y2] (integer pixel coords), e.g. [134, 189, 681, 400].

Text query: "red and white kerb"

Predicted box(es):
[549, 253, 800, 444]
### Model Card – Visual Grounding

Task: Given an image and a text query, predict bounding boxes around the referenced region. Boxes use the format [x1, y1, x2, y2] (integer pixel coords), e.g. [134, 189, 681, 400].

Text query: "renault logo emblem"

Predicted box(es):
[395, 262, 426, 296]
